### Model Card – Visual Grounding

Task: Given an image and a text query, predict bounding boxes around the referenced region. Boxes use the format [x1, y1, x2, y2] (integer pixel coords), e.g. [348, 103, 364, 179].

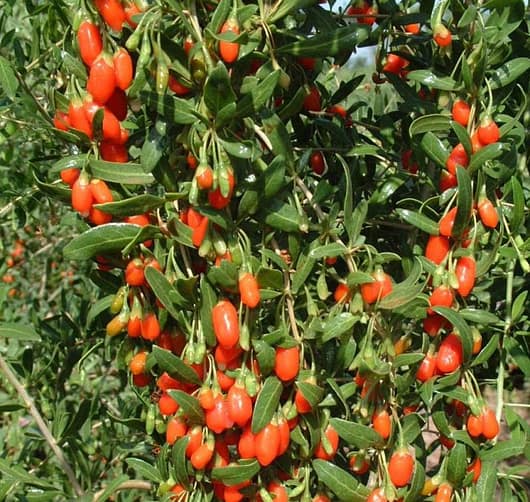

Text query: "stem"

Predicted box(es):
[497, 259, 514, 425]
[294, 175, 355, 273]
[271, 238, 301, 342]
[92, 480, 152, 501]
[0, 354, 84, 496]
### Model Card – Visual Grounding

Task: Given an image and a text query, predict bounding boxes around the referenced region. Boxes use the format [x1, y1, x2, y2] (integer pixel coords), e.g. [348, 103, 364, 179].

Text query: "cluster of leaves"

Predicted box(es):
[0, 0, 529, 500]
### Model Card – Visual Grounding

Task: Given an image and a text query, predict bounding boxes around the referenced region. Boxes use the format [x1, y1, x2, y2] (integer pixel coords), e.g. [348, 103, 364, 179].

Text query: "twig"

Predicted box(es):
[0, 353, 84, 496]
[92, 480, 152, 502]
[294, 176, 355, 273]
[270, 238, 301, 342]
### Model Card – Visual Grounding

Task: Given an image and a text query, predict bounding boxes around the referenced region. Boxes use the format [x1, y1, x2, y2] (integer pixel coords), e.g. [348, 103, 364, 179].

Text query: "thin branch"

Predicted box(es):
[92, 480, 152, 502]
[0, 353, 84, 496]
[270, 238, 301, 342]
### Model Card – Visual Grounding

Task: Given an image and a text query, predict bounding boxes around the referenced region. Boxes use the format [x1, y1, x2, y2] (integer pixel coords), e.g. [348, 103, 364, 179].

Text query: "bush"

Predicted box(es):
[0, 0, 529, 500]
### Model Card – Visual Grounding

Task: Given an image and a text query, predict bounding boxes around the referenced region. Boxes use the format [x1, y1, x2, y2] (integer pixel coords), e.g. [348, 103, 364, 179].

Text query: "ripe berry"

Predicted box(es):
[372, 408, 392, 439]
[208, 169, 235, 209]
[219, 18, 240, 64]
[455, 256, 476, 297]
[433, 24, 452, 47]
[72, 174, 94, 217]
[158, 392, 179, 415]
[227, 383, 253, 427]
[439, 207, 458, 237]
[190, 442, 214, 470]
[303, 86, 321, 112]
[478, 198, 499, 228]
[477, 118, 500, 145]
[95, 0, 126, 32]
[238, 272, 260, 308]
[416, 352, 437, 382]
[452, 100, 471, 127]
[446, 143, 469, 175]
[436, 333, 463, 374]
[274, 346, 300, 382]
[388, 448, 415, 487]
[333, 282, 351, 303]
[256, 421, 280, 466]
[141, 312, 161, 341]
[428, 285, 454, 314]
[310, 151, 326, 175]
[87, 54, 116, 105]
[195, 165, 214, 190]
[366, 488, 387, 502]
[434, 482, 453, 502]
[212, 300, 240, 349]
[113, 48, 133, 90]
[125, 258, 145, 286]
[77, 21, 102, 67]
[129, 351, 147, 375]
[481, 408, 499, 439]
[360, 269, 393, 304]
[425, 235, 450, 265]
[166, 416, 187, 445]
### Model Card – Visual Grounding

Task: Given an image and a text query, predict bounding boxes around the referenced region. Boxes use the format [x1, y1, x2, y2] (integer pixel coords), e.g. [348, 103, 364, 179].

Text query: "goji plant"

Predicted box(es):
[0, 0, 529, 501]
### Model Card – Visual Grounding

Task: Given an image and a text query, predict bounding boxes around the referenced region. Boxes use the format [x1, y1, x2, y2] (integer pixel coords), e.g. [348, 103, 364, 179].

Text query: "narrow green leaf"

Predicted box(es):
[0, 55, 19, 99]
[200, 277, 217, 347]
[488, 57, 530, 89]
[432, 307, 473, 363]
[322, 313, 356, 342]
[152, 346, 201, 385]
[476, 460, 497, 499]
[0, 459, 55, 488]
[451, 121, 472, 155]
[264, 201, 299, 232]
[94, 474, 129, 502]
[291, 255, 316, 294]
[309, 243, 348, 260]
[509, 176, 524, 232]
[145, 266, 192, 319]
[481, 438, 524, 461]
[125, 458, 162, 482]
[251, 376, 282, 434]
[312, 460, 368, 502]
[406, 71, 459, 91]
[211, 460, 260, 486]
[277, 24, 370, 57]
[0, 323, 40, 342]
[409, 114, 451, 136]
[396, 209, 439, 235]
[204, 63, 236, 115]
[379, 259, 424, 310]
[447, 443, 467, 487]
[89, 160, 155, 184]
[468, 143, 505, 174]
[296, 381, 324, 409]
[167, 390, 204, 424]
[63, 224, 149, 260]
[261, 156, 286, 199]
[236, 70, 280, 118]
[329, 418, 384, 449]
[95, 195, 165, 217]
[420, 132, 448, 168]
[172, 437, 190, 488]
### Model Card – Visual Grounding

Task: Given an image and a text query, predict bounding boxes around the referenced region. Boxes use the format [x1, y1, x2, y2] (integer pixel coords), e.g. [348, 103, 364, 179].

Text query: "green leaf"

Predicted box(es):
[145, 266, 192, 319]
[337, 154, 354, 244]
[406, 71, 459, 91]
[204, 63, 236, 116]
[511, 291, 528, 324]
[312, 460, 368, 502]
[452, 166, 473, 237]
[509, 176, 525, 232]
[471, 333, 499, 367]
[468, 143, 505, 174]
[261, 156, 286, 199]
[261, 112, 294, 166]
[329, 418, 384, 449]
[0, 459, 55, 488]
[63, 223, 156, 260]
[200, 277, 217, 347]
[142, 91, 199, 124]
[141, 126, 164, 173]
[125, 458, 162, 482]
[451, 121, 472, 156]
[409, 114, 451, 136]
[420, 132, 448, 168]
[33, 171, 71, 202]
[0, 55, 19, 99]
[459, 309, 500, 324]
[0, 400, 24, 412]
[396, 209, 439, 235]
[264, 201, 300, 232]
[206, 0, 231, 35]
[481, 437, 525, 461]
[211, 460, 260, 486]
[95, 195, 165, 217]
[321, 313, 356, 342]
[49, 154, 88, 174]
[0, 323, 40, 341]
[476, 460, 497, 499]
[89, 160, 155, 184]
[167, 390, 204, 424]
[251, 376, 282, 434]
[432, 307, 473, 363]
[267, 0, 318, 22]
[236, 70, 280, 118]
[93, 474, 129, 502]
[277, 24, 370, 57]
[291, 255, 316, 294]
[309, 242, 348, 260]
[379, 259, 424, 310]
[394, 353, 425, 367]
[296, 381, 324, 409]
[152, 346, 201, 385]
[488, 57, 530, 89]
[172, 437, 190, 488]
[446, 443, 467, 487]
